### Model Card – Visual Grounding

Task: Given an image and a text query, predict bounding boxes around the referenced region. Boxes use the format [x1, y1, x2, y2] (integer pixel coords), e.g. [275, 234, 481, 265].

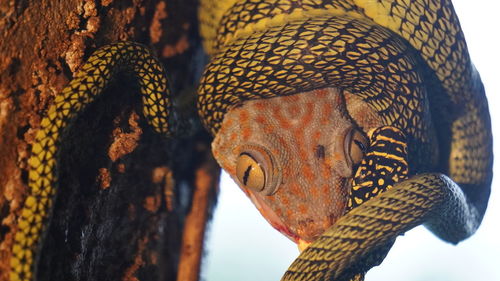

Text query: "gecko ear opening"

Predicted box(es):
[348, 129, 368, 166]
[341, 127, 368, 177]
[235, 145, 280, 195]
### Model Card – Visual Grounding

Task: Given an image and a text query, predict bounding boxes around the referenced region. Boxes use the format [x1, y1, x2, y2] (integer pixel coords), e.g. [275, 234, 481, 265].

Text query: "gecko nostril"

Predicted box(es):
[315, 145, 326, 159]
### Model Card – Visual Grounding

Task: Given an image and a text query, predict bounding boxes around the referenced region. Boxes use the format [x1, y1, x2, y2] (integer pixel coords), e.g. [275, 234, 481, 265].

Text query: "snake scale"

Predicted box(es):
[9, 0, 492, 281]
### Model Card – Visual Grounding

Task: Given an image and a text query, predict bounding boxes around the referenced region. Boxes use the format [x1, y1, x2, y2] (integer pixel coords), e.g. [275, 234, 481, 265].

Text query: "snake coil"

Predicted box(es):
[197, 0, 492, 280]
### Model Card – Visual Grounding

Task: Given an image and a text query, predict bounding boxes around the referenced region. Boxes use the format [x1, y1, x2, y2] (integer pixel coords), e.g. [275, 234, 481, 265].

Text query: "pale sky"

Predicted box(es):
[204, 1, 500, 280]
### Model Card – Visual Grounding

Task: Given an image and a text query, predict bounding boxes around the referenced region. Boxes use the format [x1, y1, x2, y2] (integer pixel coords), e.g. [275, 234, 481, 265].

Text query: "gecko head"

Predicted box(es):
[211, 87, 373, 243]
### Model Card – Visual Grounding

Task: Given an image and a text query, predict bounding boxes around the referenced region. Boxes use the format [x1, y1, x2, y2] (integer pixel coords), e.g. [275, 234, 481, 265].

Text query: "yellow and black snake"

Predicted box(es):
[9, 0, 492, 280]
[9, 43, 173, 281]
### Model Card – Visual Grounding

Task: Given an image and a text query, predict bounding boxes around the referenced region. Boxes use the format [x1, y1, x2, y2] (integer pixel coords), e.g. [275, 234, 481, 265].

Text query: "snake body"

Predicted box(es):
[9, 0, 491, 280]
[198, 0, 492, 279]
[9, 42, 172, 281]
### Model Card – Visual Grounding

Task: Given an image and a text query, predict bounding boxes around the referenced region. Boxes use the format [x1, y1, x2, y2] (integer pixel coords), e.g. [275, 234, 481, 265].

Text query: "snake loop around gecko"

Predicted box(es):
[10, 0, 492, 281]
[201, 0, 491, 280]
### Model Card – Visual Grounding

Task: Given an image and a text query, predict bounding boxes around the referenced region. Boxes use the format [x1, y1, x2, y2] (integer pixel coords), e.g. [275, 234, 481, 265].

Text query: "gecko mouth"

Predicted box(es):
[245, 190, 301, 242]
[244, 176, 353, 246]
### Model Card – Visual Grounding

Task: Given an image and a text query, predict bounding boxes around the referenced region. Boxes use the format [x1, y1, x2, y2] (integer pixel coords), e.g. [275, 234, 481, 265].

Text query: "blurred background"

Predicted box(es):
[203, 1, 500, 280]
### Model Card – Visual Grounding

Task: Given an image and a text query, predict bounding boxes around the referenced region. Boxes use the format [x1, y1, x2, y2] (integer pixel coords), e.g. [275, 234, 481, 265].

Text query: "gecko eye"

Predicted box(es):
[235, 145, 280, 195]
[236, 153, 265, 192]
[346, 128, 368, 166]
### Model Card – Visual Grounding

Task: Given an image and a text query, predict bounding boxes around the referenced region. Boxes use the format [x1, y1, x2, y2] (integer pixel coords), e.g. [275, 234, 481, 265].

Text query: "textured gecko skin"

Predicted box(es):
[200, 0, 492, 280]
[10, 42, 172, 281]
[213, 88, 359, 241]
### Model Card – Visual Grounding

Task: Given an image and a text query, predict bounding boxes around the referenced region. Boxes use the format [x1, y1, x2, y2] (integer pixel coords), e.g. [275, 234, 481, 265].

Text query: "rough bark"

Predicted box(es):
[0, 1, 218, 280]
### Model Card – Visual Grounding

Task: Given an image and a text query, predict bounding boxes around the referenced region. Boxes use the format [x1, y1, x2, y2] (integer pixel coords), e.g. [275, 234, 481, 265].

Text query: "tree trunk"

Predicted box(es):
[0, 1, 218, 280]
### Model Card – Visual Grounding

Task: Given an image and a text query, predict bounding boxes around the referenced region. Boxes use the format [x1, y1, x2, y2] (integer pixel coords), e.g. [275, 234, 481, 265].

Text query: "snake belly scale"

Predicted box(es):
[9, 0, 492, 281]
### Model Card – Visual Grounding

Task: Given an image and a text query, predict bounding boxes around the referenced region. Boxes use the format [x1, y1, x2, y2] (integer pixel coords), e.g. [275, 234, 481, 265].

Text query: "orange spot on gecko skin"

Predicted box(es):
[321, 184, 330, 194]
[302, 165, 314, 182]
[316, 88, 327, 96]
[270, 103, 280, 112]
[312, 131, 321, 143]
[274, 208, 283, 218]
[273, 106, 292, 129]
[255, 115, 266, 124]
[224, 118, 233, 128]
[321, 164, 331, 179]
[289, 182, 304, 198]
[279, 196, 290, 206]
[229, 131, 237, 143]
[310, 184, 319, 197]
[242, 127, 252, 141]
[254, 100, 266, 110]
[298, 204, 308, 215]
[239, 108, 249, 123]
[302, 102, 314, 125]
[321, 102, 333, 125]
[263, 123, 274, 134]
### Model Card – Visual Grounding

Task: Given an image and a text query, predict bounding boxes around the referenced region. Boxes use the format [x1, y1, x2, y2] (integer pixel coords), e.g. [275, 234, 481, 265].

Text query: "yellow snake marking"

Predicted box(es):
[10, 42, 172, 281]
[368, 151, 407, 165]
[198, 0, 492, 280]
[373, 135, 407, 147]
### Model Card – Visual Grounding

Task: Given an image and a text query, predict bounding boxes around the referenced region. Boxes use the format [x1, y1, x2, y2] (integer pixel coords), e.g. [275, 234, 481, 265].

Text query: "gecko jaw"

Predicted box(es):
[244, 188, 301, 242]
